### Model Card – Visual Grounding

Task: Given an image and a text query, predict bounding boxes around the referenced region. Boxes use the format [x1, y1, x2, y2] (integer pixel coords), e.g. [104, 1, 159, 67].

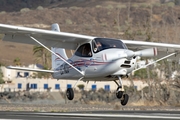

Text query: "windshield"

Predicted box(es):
[92, 38, 127, 53]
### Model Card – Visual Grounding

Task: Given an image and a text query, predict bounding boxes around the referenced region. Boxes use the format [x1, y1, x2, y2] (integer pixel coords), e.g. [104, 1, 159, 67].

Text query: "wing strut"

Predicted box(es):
[133, 52, 177, 72]
[29, 36, 85, 76]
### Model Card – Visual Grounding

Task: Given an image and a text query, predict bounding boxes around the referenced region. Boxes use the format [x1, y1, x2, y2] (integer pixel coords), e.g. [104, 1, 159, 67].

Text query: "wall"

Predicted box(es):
[0, 66, 148, 92]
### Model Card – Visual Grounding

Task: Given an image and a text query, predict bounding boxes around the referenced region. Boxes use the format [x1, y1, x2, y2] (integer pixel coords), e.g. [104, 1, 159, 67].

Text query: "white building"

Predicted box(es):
[0, 65, 148, 92]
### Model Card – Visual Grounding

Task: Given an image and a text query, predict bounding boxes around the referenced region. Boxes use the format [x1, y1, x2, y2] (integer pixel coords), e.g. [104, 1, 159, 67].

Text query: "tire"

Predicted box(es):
[121, 94, 129, 106]
[116, 91, 123, 99]
[66, 88, 74, 100]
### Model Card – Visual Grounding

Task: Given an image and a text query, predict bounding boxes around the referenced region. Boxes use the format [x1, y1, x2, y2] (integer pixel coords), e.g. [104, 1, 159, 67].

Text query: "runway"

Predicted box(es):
[0, 111, 180, 120]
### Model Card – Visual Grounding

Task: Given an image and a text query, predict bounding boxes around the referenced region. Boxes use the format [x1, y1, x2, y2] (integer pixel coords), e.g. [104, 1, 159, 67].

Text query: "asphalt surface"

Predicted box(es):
[0, 111, 180, 120]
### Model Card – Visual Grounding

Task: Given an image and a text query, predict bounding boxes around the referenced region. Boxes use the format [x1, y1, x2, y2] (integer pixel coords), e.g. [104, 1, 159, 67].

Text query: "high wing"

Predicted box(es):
[0, 23, 180, 60]
[122, 40, 180, 60]
[0, 24, 95, 50]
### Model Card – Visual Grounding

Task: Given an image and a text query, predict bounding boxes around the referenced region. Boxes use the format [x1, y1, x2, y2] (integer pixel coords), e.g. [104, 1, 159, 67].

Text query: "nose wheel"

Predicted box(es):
[114, 76, 129, 106]
[121, 94, 129, 106]
[66, 88, 74, 100]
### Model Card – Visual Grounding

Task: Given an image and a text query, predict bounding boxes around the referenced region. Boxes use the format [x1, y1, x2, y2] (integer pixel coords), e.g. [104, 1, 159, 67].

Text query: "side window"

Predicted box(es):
[92, 40, 102, 53]
[75, 43, 92, 57]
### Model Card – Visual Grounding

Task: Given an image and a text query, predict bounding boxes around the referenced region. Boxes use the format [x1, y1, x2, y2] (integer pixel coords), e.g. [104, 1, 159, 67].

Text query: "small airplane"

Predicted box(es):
[0, 23, 180, 106]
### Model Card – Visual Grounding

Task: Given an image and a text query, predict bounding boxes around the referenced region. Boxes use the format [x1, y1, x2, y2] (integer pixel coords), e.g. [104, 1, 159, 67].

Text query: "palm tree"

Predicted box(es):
[13, 57, 21, 66]
[0, 64, 4, 84]
[33, 45, 51, 69]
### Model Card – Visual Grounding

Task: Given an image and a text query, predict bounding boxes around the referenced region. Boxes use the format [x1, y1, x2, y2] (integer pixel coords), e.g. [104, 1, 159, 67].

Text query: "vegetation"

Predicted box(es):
[0, 0, 180, 105]
[13, 57, 21, 66]
[77, 84, 85, 90]
[113, 1, 180, 105]
[33, 72, 51, 79]
[33, 45, 51, 78]
[20, 8, 30, 13]
[36, 6, 44, 10]
[134, 68, 157, 79]
[65, 19, 72, 25]
[0, 0, 56, 12]
[33, 46, 51, 69]
[0, 65, 4, 84]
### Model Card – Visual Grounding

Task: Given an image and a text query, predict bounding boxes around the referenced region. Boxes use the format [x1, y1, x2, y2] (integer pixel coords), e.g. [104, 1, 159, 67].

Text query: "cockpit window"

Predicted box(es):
[92, 38, 127, 53]
[75, 43, 92, 57]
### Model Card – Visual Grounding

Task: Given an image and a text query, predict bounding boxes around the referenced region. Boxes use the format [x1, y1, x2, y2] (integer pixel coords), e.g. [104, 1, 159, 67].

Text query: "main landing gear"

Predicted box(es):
[66, 77, 84, 101]
[66, 88, 74, 100]
[114, 76, 129, 106]
[66, 76, 129, 106]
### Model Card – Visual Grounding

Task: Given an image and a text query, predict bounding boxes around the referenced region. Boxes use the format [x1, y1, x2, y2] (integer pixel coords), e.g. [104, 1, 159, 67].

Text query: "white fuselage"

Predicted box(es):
[52, 48, 137, 81]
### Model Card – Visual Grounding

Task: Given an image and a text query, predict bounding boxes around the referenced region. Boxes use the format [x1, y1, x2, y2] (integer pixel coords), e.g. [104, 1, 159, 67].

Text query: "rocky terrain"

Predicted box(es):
[0, 0, 180, 111]
[0, 85, 179, 112]
[0, 0, 180, 65]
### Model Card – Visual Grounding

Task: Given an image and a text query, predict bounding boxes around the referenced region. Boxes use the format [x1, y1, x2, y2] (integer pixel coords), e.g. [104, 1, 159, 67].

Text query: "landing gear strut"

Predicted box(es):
[114, 76, 129, 106]
[66, 77, 84, 101]
[116, 86, 123, 99]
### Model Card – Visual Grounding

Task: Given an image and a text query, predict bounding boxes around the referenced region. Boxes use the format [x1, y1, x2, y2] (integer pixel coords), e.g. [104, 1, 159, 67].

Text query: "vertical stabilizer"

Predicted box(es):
[51, 23, 68, 69]
[51, 23, 60, 32]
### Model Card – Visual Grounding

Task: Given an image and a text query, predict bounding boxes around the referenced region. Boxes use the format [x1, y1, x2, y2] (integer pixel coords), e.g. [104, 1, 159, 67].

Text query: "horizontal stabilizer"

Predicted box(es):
[7, 66, 56, 73]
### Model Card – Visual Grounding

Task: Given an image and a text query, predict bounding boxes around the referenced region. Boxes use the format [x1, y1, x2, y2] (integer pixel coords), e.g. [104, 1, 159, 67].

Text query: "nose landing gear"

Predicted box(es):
[116, 86, 123, 99]
[121, 94, 129, 106]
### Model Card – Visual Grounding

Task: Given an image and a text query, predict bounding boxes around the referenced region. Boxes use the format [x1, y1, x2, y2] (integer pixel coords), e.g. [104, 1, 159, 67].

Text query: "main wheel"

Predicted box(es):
[66, 88, 74, 100]
[116, 91, 123, 99]
[121, 94, 129, 106]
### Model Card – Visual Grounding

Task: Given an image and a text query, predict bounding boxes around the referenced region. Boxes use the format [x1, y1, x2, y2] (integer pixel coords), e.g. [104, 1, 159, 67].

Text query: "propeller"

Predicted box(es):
[125, 47, 158, 58]
[134, 47, 158, 57]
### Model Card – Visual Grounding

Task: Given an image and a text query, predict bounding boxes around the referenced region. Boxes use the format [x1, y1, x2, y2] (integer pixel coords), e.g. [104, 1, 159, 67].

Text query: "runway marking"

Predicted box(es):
[0, 119, 24, 120]
[6, 114, 101, 120]
[68, 117, 101, 119]
[35, 113, 180, 119]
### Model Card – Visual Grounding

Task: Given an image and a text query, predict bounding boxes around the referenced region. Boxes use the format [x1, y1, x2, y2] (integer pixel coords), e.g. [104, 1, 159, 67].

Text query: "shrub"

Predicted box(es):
[166, 2, 175, 7]
[65, 19, 72, 25]
[0, 11, 6, 14]
[106, 5, 113, 9]
[77, 84, 84, 90]
[95, 5, 102, 8]
[20, 8, 30, 13]
[37, 6, 44, 10]
[116, 4, 126, 9]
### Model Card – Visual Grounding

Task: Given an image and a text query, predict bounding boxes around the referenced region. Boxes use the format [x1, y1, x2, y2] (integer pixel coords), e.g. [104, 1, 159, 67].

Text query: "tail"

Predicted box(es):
[51, 23, 68, 70]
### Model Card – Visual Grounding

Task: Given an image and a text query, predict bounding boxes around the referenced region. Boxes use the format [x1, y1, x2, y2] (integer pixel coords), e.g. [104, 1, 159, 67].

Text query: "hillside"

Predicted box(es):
[0, 0, 154, 12]
[0, 0, 180, 65]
